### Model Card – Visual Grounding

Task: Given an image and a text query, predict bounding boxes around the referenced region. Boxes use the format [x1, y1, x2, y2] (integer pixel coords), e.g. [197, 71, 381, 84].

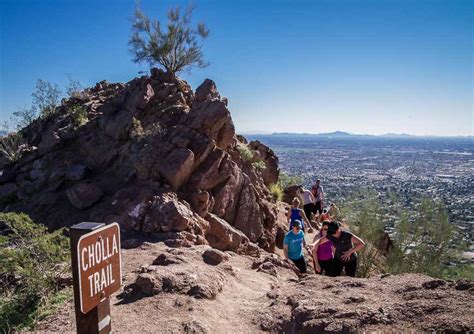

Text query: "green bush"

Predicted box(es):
[237, 143, 254, 162]
[0, 212, 70, 332]
[269, 183, 284, 202]
[278, 171, 303, 189]
[69, 104, 88, 128]
[251, 160, 266, 171]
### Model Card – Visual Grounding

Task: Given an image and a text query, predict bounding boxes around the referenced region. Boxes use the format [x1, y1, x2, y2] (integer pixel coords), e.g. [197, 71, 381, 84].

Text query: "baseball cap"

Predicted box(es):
[291, 220, 302, 228]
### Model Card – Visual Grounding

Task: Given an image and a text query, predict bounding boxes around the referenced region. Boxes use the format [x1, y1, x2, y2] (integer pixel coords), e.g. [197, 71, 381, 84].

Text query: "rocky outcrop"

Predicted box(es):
[128, 246, 229, 299]
[259, 273, 474, 333]
[0, 70, 279, 252]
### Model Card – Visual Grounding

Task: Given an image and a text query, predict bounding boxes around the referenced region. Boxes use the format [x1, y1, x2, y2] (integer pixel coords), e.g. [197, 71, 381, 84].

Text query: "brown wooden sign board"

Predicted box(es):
[76, 223, 122, 314]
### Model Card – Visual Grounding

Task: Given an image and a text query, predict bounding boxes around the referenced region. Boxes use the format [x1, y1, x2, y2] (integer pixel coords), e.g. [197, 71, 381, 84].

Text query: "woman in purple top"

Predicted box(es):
[311, 221, 336, 276]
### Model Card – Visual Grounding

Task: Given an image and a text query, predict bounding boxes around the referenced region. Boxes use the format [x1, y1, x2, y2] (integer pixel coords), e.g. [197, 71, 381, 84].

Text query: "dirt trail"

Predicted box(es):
[29, 237, 474, 333]
[32, 242, 297, 334]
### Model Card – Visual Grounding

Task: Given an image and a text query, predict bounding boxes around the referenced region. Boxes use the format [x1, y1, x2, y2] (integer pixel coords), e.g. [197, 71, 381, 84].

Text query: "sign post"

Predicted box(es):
[70, 222, 122, 334]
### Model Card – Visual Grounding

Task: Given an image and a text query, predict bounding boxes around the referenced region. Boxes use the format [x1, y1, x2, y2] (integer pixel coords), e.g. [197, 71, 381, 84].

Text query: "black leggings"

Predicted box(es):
[303, 203, 314, 221]
[333, 259, 357, 277]
[318, 259, 336, 276]
[290, 256, 307, 274]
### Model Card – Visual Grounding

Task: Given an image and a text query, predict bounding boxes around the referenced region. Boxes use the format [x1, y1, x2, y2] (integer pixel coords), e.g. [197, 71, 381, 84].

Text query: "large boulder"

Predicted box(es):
[66, 183, 103, 209]
[144, 192, 203, 233]
[249, 140, 279, 187]
[205, 213, 249, 252]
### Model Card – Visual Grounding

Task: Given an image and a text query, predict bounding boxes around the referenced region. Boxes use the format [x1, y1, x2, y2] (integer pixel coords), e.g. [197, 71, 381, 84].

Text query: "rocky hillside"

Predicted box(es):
[0, 69, 281, 253]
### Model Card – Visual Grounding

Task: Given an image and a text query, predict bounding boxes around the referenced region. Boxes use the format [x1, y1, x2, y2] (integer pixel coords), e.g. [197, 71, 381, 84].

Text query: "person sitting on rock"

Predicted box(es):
[312, 221, 365, 277]
[320, 208, 331, 222]
[328, 203, 340, 220]
[286, 197, 312, 233]
[311, 221, 336, 276]
[283, 220, 311, 275]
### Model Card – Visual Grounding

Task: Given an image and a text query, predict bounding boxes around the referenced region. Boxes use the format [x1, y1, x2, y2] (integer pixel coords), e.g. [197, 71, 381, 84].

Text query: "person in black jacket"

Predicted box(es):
[324, 221, 365, 277]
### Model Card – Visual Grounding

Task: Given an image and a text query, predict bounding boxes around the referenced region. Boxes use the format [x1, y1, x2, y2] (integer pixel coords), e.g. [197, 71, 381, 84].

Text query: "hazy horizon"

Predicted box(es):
[238, 130, 474, 138]
[1, 0, 472, 137]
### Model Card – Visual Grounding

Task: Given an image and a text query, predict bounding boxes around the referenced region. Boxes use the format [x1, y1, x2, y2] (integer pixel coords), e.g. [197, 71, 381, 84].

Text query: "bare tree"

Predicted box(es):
[32, 79, 62, 118]
[65, 74, 84, 98]
[129, 3, 210, 74]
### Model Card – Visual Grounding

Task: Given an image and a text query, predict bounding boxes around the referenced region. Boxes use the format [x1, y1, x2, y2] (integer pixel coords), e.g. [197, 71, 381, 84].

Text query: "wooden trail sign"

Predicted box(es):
[70, 222, 122, 334]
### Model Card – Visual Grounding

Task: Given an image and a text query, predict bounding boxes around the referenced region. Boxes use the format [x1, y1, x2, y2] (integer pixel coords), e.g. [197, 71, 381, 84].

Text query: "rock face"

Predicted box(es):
[0, 69, 279, 252]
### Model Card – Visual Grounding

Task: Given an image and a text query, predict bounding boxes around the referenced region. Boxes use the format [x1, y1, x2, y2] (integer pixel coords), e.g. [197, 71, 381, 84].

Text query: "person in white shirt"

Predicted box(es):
[298, 186, 315, 224]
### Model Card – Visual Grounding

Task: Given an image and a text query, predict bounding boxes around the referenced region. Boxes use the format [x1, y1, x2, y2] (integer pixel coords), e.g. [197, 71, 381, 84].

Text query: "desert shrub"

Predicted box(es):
[237, 143, 254, 162]
[12, 106, 37, 130]
[68, 104, 88, 128]
[278, 171, 303, 189]
[269, 183, 284, 202]
[129, 4, 209, 74]
[145, 122, 166, 138]
[65, 74, 84, 98]
[0, 132, 27, 163]
[130, 117, 145, 139]
[0, 212, 70, 332]
[32, 79, 62, 118]
[443, 263, 474, 280]
[386, 197, 460, 278]
[340, 189, 386, 277]
[251, 160, 266, 171]
[11, 79, 62, 131]
[340, 191, 466, 279]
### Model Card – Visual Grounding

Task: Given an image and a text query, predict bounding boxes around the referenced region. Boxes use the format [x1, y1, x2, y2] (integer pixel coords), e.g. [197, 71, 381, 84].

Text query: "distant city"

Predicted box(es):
[247, 133, 474, 261]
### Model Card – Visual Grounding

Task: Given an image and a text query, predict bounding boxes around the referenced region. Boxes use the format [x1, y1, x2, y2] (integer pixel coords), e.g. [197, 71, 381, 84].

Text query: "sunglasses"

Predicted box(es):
[323, 228, 328, 231]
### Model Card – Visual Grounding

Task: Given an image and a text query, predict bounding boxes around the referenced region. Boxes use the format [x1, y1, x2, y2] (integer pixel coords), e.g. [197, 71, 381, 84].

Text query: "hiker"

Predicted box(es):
[298, 186, 316, 223]
[286, 197, 312, 233]
[324, 221, 365, 277]
[283, 220, 311, 275]
[328, 202, 340, 220]
[311, 179, 324, 216]
[311, 221, 335, 276]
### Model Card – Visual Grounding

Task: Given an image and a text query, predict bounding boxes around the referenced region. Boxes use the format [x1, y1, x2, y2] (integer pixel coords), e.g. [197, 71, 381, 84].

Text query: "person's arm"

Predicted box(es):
[286, 208, 291, 223]
[300, 210, 311, 228]
[309, 191, 316, 203]
[341, 234, 366, 261]
[283, 244, 289, 260]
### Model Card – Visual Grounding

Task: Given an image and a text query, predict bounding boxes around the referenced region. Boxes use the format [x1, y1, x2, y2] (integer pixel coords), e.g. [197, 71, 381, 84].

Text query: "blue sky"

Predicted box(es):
[0, 0, 472, 136]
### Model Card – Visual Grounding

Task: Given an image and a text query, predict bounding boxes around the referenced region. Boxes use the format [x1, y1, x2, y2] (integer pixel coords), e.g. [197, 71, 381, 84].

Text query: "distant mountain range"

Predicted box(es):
[243, 131, 473, 139]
